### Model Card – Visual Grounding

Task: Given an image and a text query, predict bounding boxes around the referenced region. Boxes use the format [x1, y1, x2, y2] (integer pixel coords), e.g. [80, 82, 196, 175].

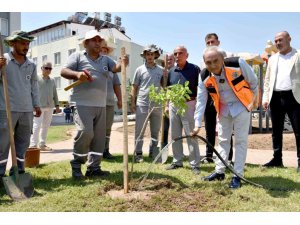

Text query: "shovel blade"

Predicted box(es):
[2, 173, 34, 201]
[160, 147, 169, 164]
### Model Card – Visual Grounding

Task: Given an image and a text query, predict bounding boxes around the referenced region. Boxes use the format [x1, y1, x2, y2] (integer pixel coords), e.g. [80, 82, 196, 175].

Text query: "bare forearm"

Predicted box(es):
[113, 85, 122, 102]
[61, 68, 80, 80]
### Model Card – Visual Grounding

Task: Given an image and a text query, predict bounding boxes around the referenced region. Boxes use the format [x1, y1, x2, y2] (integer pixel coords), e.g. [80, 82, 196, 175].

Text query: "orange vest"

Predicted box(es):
[204, 67, 254, 114]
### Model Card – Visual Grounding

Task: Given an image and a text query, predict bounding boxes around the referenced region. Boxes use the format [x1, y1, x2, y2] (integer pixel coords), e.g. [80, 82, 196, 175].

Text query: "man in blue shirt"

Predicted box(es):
[166, 46, 201, 175]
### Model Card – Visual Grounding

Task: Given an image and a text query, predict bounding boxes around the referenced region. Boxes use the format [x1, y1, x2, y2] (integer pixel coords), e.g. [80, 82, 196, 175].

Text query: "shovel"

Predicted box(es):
[0, 35, 34, 200]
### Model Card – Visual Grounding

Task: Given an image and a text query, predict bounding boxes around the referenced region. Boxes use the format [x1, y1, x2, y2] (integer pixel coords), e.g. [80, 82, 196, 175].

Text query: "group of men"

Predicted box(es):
[0, 29, 299, 189]
[130, 31, 300, 189]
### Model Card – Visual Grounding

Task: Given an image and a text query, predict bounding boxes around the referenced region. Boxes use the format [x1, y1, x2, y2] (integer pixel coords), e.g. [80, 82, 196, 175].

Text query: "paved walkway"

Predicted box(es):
[8, 121, 298, 169]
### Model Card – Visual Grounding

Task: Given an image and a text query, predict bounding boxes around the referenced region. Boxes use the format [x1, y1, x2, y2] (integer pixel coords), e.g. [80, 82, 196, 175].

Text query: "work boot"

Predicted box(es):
[103, 149, 114, 159]
[263, 158, 284, 168]
[72, 167, 84, 180]
[85, 168, 110, 178]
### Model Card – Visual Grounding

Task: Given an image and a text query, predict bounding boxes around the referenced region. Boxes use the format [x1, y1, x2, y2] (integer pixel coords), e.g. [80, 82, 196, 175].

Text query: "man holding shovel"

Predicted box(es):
[0, 31, 41, 180]
[61, 30, 127, 179]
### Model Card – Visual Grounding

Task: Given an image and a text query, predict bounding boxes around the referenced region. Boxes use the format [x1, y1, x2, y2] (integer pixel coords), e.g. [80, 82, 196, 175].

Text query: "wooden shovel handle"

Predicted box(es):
[64, 80, 83, 91]
[0, 35, 18, 167]
[64, 70, 92, 91]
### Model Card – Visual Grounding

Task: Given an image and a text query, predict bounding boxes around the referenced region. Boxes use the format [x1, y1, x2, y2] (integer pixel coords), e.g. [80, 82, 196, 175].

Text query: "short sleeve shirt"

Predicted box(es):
[132, 63, 163, 106]
[63, 51, 116, 107]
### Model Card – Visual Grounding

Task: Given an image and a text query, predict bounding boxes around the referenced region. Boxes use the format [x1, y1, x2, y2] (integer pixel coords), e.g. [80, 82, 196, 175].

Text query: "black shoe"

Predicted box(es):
[149, 151, 153, 159]
[85, 168, 110, 178]
[0, 174, 5, 187]
[201, 157, 214, 164]
[166, 163, 183, 170]
[229, 176, 241, 189]
[192, 167, 200, 175]
[263, 158, 284, 167]
[9, 169, 25, 176]
[103, 149, 114, 159]
[134, 154, 144, 163]
[203, 172, 225, 181]
[72, 167, 84, 179]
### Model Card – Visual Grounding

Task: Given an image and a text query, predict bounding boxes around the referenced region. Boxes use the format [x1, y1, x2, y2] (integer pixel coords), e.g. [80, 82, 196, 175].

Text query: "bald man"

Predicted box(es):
[193, 46, 258, 188]
[262, 31, 300, 173]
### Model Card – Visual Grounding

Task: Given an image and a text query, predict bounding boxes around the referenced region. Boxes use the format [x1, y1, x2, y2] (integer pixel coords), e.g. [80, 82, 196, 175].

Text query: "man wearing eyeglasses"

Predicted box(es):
[30, 62, 61, 151]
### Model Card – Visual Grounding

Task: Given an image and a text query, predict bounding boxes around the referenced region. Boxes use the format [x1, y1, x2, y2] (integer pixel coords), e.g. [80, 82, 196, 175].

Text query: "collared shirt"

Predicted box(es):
[106, 72, 121, 106]
[167, 61, 200, 98]
[38, 75, 59, 108]
[275, 50, 293, 91]
[132, 63, 163, 106]
[194, 58, 258, 127]
[63, 50, 116, 107]
[0, 52, 39, 112]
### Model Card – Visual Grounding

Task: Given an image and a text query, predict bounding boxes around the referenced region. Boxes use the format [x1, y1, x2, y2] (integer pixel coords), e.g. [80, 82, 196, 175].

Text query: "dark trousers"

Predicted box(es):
[162, 115, 170, 148]
[269, 90, 300, 166]
[205, 97, 233, 160]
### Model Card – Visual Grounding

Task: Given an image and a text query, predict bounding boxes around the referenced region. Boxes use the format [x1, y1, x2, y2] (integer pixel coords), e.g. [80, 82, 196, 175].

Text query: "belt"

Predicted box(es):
[186, 97, 196, 102]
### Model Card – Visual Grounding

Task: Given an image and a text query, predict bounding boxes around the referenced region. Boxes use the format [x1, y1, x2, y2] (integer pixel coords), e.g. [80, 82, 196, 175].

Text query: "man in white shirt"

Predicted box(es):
[262, 31, 300, 173]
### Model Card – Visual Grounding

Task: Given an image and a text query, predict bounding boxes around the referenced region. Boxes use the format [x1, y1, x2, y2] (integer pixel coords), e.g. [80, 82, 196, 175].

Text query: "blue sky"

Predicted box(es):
[21, 12, 300, 65]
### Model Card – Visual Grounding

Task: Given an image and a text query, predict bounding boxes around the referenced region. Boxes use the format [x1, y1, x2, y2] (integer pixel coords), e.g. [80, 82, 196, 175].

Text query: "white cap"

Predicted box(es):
[82, 30, 103, 45]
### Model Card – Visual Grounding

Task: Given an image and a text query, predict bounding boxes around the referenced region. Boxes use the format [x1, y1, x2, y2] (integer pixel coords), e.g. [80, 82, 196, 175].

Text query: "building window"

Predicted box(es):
[54, 52, 61, 65]
[54, 77, 61, 89]
[0, 18, 8, 36]
[32, 57, 38, 65]
[68, 48, 76, 56]
[42, 55, 47, 63]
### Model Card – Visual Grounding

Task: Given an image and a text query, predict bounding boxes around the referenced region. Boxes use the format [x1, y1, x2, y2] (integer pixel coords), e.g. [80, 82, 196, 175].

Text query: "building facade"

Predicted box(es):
[0, 12, 21, 52]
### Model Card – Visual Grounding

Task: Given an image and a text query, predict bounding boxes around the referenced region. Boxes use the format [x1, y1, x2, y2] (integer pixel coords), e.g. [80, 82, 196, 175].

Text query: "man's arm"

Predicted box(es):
[114, 84, 122, 109]
[130, 84, 138, 113]
[262, 60, 272, 110]
[239, 58, 258, 95]
[192, 74, 208, 135]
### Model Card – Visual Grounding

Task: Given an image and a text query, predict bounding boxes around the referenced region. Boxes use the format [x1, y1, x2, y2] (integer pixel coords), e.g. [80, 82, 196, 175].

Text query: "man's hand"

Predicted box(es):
[262, 102, 269, 111]
[120, 54, 129, 67]
[77, 70, 92, 82]
[34, 107, 42, 117]
[0, 57, 7, 69]
[117, 100, 122, 109]
[190, 127, 201, 136]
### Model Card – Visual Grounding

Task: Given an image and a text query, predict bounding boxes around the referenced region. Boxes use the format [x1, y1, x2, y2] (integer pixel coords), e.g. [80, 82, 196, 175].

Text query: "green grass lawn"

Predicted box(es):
[47, 125, 75, 143]
[0, 156, 299, 212]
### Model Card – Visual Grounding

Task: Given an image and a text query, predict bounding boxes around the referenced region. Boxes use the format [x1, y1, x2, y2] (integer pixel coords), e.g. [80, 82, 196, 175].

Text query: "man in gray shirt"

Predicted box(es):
[131, 44, 164, 163]
[61, 30, 127, 179]
[30, 61, 61, 151]
[0, 31, 41, 178]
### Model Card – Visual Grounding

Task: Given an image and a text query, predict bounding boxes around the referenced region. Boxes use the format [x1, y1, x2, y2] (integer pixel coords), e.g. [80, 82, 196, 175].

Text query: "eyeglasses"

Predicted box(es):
[43, 67, 52, 71]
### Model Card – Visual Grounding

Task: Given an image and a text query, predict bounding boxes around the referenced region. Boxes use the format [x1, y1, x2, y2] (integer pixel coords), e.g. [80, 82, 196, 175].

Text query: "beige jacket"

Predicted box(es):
[263, 48, 300, 104]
